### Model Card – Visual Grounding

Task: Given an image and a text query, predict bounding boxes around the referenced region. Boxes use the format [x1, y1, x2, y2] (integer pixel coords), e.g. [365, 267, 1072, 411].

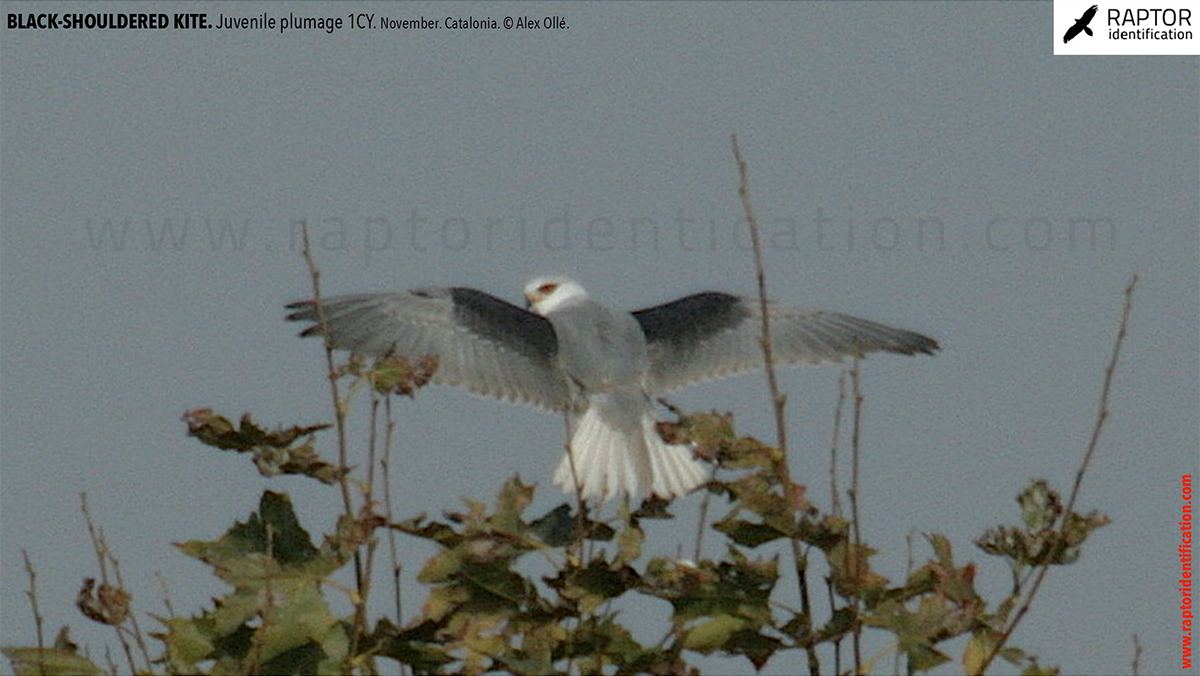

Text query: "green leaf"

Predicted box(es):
[422, 584, 471, 622]
[976, 481, 1110, 566]
[392, 513, 463, 547]
[369, 618, 456, 673]
[683, 614, 748, 652]
[174, 491, 341, 584]
[963, 629, 999, 675]
[549, 556, 639, 613]
[726, 628, 783, 670]
[157, 614, 220, 669]
[159, 492, 352, 674]
[1018, 480, 1062, 530]
[810, 606, 855, 643]
[615, 516, 645, 565]
[926, 532, 953, 565]
[1, 647, 105, 676]
[492, 475, 535, 535]
[527, 503, 576, 546]
[827, 541, 889, 597]
[158, 573, 349, 673]
[907, 642, 952, 672]
[493, 621, 567, 675]
[563, 614, 670, 674]
[527, 504, 615, 546]
[641, 553, 777, 625]
[418, 547, 464, 584]
[631, 494, 677, 519]
[794, 513, 850, 551]
[713, 517, 787, 547]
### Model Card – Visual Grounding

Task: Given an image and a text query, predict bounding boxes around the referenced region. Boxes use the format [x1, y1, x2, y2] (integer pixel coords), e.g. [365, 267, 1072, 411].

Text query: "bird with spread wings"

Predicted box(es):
[287, 276, 938, 503]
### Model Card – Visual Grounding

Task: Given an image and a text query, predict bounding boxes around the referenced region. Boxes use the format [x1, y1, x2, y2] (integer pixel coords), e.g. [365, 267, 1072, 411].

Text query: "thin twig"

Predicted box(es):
[694, 492, 710, 562]
[825, 577, 843, 675]
[102, 647, 118, 675]
[732, 133, 820, 676]
[896, 529, 918, 676]
[827, 370, 851, 670]
[1064, 275, 1138, 518]
[380, 396, 405, 622]
[830, 370, 849, 518]
[561, 408, 588, 676]
[81, 493, 111, 585]
[80, 494, 140, 674]
[298, 226, 357, 527]
[297, 225, 367, 651]
[111, 557, 154, 671]
[847, 358, 864, 674]
[561, 408, 590, 557]
[1130, 633, 1142, 676]
[731, 134, 790, 473]
[973, 274, 1138, 675]
[356, 387, 384, 624]
[21, 550, 44, 649]
[367, 388, 380, 501]
[156, 571, 176, 619]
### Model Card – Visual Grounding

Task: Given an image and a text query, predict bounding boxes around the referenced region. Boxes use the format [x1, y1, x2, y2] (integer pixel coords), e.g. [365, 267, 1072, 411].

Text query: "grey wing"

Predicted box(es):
[287, 287, 569, 410]
[633, 292, 939, 393]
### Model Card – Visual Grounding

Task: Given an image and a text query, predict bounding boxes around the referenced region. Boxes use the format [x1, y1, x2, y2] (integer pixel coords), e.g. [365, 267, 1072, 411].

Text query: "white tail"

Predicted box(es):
[553, 397, 708, 501]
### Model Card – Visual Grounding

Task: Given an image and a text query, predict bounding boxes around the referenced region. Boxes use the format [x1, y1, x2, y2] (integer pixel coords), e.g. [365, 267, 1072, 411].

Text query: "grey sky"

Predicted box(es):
[2, 2, 1197, 675]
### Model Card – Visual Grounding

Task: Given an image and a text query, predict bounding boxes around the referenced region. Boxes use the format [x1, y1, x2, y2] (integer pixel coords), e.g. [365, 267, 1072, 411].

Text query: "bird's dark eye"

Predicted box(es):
[539, 283, 558, 294]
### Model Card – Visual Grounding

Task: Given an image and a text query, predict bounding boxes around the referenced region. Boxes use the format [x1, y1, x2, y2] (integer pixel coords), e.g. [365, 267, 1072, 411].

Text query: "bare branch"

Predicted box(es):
[21, 551, 44, 650]
[732, 133, 819, 676]
[847, 358, 866, 673]
[973, 274, 1138, 675]
[297, 225, 368, 652]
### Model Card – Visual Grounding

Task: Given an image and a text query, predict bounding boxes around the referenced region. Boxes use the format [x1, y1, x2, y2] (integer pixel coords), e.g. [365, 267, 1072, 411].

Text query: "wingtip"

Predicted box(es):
[888, 333, 940, 357]
[297, 325, 324, 339]
[913, 336, 941, 356]
[284, 300, 316, 323]
[283, 300, 324, 339]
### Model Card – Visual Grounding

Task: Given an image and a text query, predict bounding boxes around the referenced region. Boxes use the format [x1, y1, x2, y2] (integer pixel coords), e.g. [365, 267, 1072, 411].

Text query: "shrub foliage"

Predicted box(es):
[5, 396, 1108, 675]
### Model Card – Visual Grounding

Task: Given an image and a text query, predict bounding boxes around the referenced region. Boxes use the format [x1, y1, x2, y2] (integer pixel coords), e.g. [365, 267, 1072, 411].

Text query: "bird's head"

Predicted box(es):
[524, 276, 589, 315]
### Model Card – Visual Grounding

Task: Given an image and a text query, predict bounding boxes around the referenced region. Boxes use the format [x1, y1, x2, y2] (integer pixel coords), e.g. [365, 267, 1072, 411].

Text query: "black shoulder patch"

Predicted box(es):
[632, 292, 749, 347]
[448, 288, 558, 360]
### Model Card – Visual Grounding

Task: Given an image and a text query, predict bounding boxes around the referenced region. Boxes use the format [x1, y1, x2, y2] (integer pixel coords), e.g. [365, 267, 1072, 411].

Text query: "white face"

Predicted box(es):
[523, 276, 589, 315]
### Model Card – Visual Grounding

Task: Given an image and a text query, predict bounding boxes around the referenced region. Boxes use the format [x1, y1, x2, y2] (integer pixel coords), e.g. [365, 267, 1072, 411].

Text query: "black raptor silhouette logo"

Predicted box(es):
[1064, 4, 1099, 43]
